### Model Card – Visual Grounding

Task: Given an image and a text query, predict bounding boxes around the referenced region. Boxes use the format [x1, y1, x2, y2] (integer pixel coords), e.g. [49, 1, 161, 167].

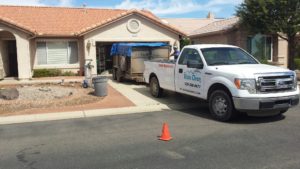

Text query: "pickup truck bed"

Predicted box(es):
[144, 60, 177, 91]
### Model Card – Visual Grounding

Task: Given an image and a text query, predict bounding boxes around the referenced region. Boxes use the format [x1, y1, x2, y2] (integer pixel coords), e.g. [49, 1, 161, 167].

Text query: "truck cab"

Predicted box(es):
[144, 44, 299, 121]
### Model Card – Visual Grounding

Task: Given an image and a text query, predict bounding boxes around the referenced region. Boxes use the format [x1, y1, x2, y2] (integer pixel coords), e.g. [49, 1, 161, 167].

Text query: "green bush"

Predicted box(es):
[258, 58, 269, 64]
[61, 71, 77, 76]
[295, 58, 300, 70]
[33, 69, 78, 77]
[33, 69, 61, 77]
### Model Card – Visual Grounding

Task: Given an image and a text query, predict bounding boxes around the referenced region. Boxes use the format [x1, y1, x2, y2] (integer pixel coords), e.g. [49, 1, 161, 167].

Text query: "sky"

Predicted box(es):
[0, 0, 243, 18]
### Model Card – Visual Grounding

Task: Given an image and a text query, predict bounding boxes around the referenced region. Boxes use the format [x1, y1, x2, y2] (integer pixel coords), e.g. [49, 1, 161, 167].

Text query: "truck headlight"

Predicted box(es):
[293, 72, 298, 90]
[234, 78, 256, 94]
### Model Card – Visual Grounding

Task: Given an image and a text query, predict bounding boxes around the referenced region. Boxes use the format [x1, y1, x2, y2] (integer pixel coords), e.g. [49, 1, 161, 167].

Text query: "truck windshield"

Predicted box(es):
[201, 47, 258, 66]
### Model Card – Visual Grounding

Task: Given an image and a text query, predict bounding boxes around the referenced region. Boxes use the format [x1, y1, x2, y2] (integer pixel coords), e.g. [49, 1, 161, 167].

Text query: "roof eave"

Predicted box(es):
[0, 18, 35, 35]
[35, 34, 77, 38]
[188, 26, 237, 38]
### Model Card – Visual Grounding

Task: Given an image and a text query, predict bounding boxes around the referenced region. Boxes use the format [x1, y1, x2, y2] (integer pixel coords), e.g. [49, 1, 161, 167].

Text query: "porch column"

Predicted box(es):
[15, 35, 32, 80]
[84, 39, 97, 75]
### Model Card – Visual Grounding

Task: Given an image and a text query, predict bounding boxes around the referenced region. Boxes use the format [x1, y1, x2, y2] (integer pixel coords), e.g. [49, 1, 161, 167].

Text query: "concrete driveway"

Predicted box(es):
[108, 79, 204, 108]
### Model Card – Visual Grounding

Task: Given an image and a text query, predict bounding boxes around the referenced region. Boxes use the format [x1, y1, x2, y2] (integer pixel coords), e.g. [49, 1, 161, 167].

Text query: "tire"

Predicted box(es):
[209, 90, 236, 122]
[112, 69, 117, 80]
[150, 76, 163, 98]
[280, 109, 288, 114]
[116, 69, 123, 82]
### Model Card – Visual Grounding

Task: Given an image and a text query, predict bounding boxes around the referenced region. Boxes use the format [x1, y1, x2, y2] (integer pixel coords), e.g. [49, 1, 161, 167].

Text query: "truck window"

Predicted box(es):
[201, 47, 258, 66]
[178, 48, 203, 65]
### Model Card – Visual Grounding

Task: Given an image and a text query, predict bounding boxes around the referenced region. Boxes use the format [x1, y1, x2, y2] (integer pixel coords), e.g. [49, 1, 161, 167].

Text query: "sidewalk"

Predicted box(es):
[0, 77, 203, 125]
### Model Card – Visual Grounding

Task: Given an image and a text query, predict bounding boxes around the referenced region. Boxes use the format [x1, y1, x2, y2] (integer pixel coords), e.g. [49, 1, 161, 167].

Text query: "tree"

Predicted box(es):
[237, 0, 300, 70]
[180, 38, 190, 49]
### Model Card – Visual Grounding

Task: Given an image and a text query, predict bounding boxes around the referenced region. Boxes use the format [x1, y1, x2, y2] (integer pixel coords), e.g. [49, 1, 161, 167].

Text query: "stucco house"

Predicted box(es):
[166, 13, 297, 68]
[0, 5, 186, 80]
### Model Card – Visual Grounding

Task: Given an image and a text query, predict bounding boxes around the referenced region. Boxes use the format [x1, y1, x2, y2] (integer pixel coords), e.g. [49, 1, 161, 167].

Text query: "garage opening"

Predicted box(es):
[96, 42, 114, 74]
[0, 31, 18, 78]
[95, 42, 170, 75]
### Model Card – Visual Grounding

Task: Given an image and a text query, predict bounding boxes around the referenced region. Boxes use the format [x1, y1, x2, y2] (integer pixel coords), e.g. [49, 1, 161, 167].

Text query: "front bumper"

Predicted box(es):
[233, 95, 299, 113]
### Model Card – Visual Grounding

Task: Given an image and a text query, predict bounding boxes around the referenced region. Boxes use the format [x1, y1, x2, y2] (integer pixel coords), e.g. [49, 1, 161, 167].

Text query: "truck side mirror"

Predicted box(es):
[187, 60, 204, 69]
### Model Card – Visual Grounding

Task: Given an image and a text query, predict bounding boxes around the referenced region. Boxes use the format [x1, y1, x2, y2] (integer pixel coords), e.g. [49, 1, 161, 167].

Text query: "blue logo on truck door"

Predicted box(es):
[183, 70, 201, 89]
[184, 72, 201, 82]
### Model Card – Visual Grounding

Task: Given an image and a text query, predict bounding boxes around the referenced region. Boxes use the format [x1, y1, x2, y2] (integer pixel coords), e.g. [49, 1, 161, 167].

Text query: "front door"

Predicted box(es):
[7, 40, 18, 77]
[175, 48, 204, 97]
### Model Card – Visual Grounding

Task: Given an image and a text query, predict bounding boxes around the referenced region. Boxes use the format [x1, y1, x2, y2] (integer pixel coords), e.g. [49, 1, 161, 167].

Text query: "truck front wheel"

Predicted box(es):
[209, 90, 236, 122]
[150, 76, 163, 98]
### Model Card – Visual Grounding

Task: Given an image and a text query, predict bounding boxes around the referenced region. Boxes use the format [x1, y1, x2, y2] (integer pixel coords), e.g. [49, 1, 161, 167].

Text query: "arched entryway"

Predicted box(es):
[0, 30, 18, 77]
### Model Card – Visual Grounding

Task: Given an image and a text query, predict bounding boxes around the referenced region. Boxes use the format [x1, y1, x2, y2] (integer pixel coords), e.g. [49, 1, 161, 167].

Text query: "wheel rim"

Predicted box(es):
[212, 96, 228, 116]
[151, 79, 158, 96]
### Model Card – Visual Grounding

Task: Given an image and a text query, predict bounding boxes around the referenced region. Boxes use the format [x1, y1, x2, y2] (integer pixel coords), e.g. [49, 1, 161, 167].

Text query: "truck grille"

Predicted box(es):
[257, 74, 295, 93]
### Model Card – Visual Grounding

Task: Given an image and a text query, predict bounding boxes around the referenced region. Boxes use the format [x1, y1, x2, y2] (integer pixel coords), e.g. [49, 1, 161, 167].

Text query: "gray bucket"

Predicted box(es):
[92, 76, 108, 97]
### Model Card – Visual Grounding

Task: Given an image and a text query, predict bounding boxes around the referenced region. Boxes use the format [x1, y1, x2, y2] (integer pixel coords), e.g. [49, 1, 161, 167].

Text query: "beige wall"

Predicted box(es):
[277, 37, 288, 67]
[0, 31, 14, 77]
[191, 30, 239, 46]
[83, 14, 180, 74]
[0, 23, 32, 80]
[0, 39, 8, 77]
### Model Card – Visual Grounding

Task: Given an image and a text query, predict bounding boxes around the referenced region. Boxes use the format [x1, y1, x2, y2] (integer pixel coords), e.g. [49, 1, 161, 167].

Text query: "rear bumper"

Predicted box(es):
[233, 94, 299, 113]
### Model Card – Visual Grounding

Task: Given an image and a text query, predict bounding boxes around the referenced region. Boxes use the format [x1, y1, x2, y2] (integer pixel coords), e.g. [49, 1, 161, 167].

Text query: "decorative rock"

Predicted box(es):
[38, 87, 51, 92]
[0, 88, 19, 100]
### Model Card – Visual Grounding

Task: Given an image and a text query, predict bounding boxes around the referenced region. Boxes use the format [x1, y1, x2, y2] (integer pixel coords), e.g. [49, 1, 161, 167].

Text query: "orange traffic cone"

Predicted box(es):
[159, 123, 172, 141]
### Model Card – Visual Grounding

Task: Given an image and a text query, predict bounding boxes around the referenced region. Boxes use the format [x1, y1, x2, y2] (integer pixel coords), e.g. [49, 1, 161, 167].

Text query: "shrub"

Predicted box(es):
[295, 58, 300, 70]
[33, 69, 62, 77]
[61, 71, 77, 76]
[33, 69, 78, 77]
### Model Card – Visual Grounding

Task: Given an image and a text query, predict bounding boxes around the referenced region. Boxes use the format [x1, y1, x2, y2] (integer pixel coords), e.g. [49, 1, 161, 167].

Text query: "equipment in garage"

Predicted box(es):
[110, 42, 170, 82]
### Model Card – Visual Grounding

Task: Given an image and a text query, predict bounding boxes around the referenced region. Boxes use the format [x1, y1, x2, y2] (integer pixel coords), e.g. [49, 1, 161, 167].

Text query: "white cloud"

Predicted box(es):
[57, 0, 73, 6]
[115, 0, 243, 16]
[0, 0, 45, 6]
[0, 0, 74, 6]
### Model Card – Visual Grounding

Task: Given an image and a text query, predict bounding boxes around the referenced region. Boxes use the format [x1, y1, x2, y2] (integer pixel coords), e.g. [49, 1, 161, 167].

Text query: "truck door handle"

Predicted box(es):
[179, 68, 183, 73]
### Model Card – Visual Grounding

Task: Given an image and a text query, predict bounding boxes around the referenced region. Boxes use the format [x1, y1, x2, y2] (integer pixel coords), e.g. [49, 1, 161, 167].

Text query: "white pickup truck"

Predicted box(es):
[144, 44, 299, 121]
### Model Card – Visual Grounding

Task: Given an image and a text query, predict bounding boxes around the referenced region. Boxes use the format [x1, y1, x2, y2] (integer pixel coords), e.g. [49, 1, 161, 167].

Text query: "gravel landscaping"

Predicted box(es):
[0, 82, 103, 115]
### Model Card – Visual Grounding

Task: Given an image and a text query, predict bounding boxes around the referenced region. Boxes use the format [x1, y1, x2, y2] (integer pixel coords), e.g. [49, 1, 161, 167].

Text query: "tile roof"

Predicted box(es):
[189, 17, 240, 37]
[0, 5, 186, 37]
[162, 18, 221, 34]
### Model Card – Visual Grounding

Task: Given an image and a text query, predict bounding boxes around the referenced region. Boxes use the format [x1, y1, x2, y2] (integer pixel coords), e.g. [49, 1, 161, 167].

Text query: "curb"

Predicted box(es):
[0, 103, 203, 125]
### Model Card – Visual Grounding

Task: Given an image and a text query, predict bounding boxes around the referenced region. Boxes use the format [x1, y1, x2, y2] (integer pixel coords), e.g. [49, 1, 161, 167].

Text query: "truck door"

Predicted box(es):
[175, 48, 204, 97]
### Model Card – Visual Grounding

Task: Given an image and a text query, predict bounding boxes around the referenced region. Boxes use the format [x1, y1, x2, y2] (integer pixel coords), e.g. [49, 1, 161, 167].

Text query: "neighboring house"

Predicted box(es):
[0, 5, 186, 80]
[166, 12, 296, 68]
[163, 12, 221, 35]
[188, 16, 291, 67]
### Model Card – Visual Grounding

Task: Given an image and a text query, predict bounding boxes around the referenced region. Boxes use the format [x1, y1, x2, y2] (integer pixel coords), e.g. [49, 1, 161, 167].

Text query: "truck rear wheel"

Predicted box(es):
[112, 69, 117, 80]
[209, 90, 236, 122]
[150, 76, 163, 98]
[116, 69, 123, 82]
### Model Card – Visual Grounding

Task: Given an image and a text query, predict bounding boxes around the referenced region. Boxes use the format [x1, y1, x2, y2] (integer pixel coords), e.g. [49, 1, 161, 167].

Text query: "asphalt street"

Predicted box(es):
[1, 104, 300, 169]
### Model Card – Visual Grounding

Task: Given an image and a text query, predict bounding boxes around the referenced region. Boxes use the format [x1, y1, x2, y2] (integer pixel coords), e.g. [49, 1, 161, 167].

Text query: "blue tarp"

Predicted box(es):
[110, 42, 169, 57]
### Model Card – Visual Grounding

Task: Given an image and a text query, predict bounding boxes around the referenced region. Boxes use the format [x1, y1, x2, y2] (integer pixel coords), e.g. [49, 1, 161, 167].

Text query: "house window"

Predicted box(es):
[247, 34, 273, 62]
[36, 41, 78, 65]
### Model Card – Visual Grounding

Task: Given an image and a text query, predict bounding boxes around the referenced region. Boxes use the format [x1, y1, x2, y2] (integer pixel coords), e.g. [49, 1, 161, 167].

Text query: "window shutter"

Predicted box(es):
[37, 42, 47, 65]
[68, 41, 78, 64]
[47, 42, 68, 64]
